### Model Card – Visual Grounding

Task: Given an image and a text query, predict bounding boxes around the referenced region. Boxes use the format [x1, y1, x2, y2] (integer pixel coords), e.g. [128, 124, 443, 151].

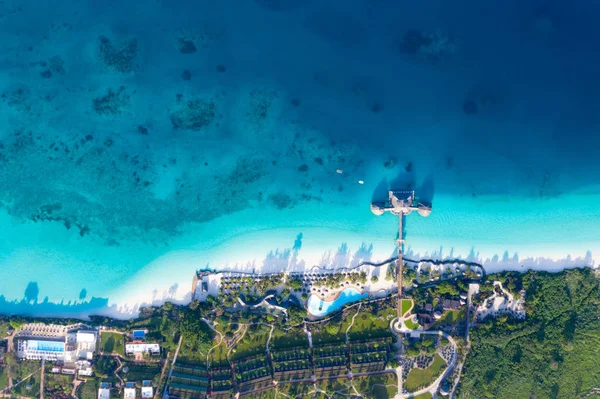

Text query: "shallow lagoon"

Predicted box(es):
[0, 1, 599, 318]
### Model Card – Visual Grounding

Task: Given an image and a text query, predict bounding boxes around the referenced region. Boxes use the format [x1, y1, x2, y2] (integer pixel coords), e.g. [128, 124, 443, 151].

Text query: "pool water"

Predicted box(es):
[306, 287, 368, 317]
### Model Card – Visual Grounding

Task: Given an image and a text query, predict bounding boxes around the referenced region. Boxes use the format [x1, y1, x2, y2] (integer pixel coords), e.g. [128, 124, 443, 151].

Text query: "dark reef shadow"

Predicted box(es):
[389, 168, 416, 191]
[371, 177, 389, 203]
[417, 172, 435, 205]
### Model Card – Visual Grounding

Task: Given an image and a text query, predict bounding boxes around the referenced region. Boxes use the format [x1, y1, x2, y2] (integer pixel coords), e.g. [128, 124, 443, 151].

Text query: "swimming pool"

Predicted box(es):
[306, 287, 368, 317]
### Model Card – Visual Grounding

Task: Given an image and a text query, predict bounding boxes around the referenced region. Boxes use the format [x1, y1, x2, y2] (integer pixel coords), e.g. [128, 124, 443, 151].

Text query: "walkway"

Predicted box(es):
[39, 359, 45, 399]
[162, 335, 183, 399]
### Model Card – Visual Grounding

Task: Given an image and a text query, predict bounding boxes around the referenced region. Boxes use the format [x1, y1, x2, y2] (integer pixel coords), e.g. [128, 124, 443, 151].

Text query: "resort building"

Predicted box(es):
[15, 323, 97, 362]
[192, 270, 220, 301]
[141, 381, 153, 398]
[125, 342, 160, 355]
[17, 338, 65, 361]
[124, 382, 136, 399]
[98, 383, 111, 399]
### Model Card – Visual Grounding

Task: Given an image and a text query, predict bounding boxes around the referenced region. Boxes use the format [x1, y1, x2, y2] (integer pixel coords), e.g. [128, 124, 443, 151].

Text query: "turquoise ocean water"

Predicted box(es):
[0, 0, 599, 318]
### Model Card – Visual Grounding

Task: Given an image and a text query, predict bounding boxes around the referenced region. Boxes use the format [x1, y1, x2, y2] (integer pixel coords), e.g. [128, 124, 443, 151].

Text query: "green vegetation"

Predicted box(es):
[44, 372, 74, 399]
[180, 309, 215, 357]
[404, 318, 420, 330]
[100, 331, 124, 355]
[458, 268, 600, 399]
[353, 373, 398, 398]
[435, 309, 462, 327]
[413, 393, 433, 399]
[401, 299, 413, 316]
[405, 354, 446, 392]
[122, 363, 161, 385]
[11, 360, 41, 398]
[231, 324, 269, 360]
[346, 300, 396, 341]
[78, 380, 98, 399]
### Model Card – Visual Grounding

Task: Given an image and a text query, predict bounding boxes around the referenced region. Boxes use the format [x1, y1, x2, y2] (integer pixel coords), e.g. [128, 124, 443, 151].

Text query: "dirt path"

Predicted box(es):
[265, 324, 275, 354]
[39, 359, 45, 399]
[71, 378, 82, 399]
[345, 303, 362, 344]
[113, 356, 124, 385]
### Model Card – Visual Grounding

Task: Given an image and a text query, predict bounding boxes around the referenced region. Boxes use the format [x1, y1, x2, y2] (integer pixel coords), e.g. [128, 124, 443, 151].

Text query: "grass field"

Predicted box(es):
[231, 324, 269, 360]
[353, 373, 398, 398]
[78, 380, 98, 399]
[347, 307, 395, 341]
[405, 354, 446, 392]
[404, 318, 420, 330]
[434, 310, 463, 327]
[413, 392, 433, 399]
[100, 331, 124, 355]
[271, 327, 309, 349]
[401, 299, 413, 317]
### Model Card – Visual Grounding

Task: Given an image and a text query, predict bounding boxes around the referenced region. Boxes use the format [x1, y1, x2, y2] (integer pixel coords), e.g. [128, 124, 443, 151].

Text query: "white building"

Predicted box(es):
[78, 368, 93, 377]
[75, 331, 97, 360]
[98, 388, 110, 399]
[141, 387, 153, 399]
[124, 388, 136, 399]
[15, 323, 97, 362]
[125, 342, 160, 355]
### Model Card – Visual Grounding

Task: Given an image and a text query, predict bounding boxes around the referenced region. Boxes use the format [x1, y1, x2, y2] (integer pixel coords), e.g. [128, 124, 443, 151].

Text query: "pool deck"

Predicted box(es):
[309, 283, 365, 302]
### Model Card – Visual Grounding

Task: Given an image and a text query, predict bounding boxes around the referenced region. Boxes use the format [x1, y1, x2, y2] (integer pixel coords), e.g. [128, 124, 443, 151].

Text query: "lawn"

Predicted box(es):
[0, 366, 8, 390]
[122, 363, 161, 385]
[78, 380, 98, 399]
[347, 307, 395, 341]
[405, 354, 446, 392]
[404, 318, 420, 330]
[270, 327, 309, 349]
[354, 373, 398, 398]
[413, 393, 433, 399]
[100, 331, 125, 355]
[401, 299, 413, 317]
[434, 309, 463, 327]
[231, 324, 269, 360]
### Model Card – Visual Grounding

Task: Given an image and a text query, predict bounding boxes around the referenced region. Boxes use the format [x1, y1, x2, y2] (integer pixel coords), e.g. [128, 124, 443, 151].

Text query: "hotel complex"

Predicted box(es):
[15, 323, 97, 377]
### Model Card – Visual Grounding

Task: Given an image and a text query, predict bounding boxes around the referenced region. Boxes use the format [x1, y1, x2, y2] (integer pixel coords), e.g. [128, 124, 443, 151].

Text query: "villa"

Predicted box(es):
[141, 381, 153, 398]
[124, 382, 136, 399]
[125, 342, 160, 356]
[98, 383, 111, 399]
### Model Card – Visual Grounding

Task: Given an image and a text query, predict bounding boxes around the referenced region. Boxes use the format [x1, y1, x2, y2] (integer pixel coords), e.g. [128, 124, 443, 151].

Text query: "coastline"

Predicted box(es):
[1, 187, 598, 320]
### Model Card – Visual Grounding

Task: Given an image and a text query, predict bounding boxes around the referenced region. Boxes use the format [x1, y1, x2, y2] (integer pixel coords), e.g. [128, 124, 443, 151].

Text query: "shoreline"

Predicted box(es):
[0, 247, 594, 321]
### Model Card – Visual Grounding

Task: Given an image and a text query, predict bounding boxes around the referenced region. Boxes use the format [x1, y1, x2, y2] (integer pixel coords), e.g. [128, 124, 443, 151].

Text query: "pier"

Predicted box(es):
[371, 190, 431, 321]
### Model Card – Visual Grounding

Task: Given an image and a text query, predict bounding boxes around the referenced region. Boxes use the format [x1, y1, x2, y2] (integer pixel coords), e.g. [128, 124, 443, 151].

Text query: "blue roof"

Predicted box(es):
[133, 330, 146, 339]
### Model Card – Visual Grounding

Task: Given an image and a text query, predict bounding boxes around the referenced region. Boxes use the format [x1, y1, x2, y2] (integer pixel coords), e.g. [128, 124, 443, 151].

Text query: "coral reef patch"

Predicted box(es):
[98, 36, 138, 72]
[169, 98, 217, 130]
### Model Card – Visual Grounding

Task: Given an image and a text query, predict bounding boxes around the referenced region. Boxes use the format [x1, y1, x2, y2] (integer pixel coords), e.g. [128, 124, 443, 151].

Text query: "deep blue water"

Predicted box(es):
[0, 0, 599, 317]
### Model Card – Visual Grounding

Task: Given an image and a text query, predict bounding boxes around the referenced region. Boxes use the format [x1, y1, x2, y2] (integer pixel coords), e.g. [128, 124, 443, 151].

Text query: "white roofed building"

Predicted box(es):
[141, 387, 153, 398]
[124, 388, 136, 399]
[125, 342, 160, 356]
[98, 388, 110, 399]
